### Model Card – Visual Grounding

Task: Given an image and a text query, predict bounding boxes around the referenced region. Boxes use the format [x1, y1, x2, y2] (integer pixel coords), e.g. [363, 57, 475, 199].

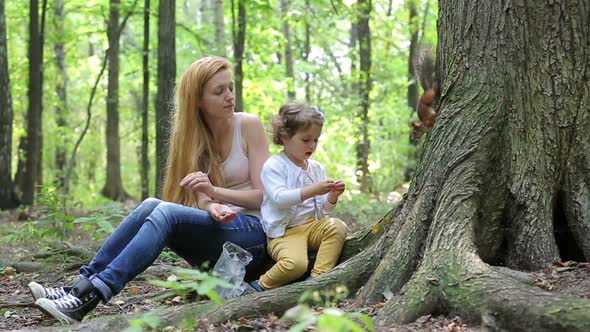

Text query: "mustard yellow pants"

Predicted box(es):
[259, 217, 347, 290]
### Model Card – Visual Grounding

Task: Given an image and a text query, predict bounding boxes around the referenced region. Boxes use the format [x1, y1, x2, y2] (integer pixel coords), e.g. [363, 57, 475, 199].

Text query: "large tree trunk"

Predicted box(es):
[0, 0, 19, 209]
[354, 1, 590, 330]
[155, 0, 175, 196]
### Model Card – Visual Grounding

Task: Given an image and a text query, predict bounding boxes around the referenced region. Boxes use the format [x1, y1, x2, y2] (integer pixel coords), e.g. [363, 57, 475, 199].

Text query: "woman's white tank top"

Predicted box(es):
[221, 113, 261, 218]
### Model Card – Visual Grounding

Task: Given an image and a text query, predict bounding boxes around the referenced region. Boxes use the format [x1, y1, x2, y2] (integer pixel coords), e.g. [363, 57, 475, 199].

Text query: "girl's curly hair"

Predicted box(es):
[270, 102, 325, 145]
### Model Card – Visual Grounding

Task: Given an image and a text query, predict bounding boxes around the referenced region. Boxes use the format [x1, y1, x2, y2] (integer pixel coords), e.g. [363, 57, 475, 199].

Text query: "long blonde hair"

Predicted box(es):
[162, 56, 232, 206]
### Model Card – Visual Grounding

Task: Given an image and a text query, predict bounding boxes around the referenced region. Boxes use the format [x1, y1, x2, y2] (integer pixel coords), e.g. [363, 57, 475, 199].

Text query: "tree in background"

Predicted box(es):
[155, 0, 175, 195]
[101, 0, 130, 201]
[0, 0, 19, 209]
[302, 0, 311, 102]
[231, 0, 246, 112]
[404, 0, 422, 181]
[280, 0, 295, 99]
[52, 0, 67, 189]
[355, 0, 372, 192]
[20, 0, 47, 204]
[140, 0, 150, 200]
[213, 0, 225, 57]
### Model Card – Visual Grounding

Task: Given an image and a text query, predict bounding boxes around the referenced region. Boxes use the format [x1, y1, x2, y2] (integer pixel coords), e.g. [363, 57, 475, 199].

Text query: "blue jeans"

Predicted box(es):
[79, 198, 267, 301]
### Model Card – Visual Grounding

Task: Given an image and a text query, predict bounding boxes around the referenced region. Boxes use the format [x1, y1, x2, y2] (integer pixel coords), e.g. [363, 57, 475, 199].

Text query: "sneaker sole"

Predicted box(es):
[28, 282, 46, 301]
[35, 298, 79, 324]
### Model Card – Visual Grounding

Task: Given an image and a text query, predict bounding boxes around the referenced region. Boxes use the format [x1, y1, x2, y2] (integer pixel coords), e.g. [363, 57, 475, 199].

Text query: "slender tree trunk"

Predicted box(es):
[140, 0, 150, 200]
[213, 0, 225, 57]
[199, 0, 211, 27]
[21, 0, 43, 204]
[280, 0, 295, 100]
[231, 0, 246, 112]
[349, 8, 358, 98]
[0, 0, 19, 209]
[404, 0, 420, 181]
[356, 0, 371, 192]
[53, 0, 67, 189]
[101, 0, 129, 201]
[303, 0, 311, 102]
[155, 0, 176, 196]
[36, 0, 47, 188]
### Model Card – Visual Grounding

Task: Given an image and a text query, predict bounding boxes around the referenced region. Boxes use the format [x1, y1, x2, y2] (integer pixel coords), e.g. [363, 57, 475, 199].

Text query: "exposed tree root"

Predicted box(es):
[378, 253, 590, 332]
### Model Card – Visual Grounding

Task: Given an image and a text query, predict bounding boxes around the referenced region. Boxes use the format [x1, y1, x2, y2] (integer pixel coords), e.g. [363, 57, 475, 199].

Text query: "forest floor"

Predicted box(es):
[1, 204, 590, 332]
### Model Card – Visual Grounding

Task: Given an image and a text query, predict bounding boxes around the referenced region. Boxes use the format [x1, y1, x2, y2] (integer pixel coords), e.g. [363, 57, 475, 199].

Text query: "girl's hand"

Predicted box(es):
[180, 171, 216, 198]
[328, 180, 345, 204]
[208, 203, 237, 223]
[313, 180, 336, 196]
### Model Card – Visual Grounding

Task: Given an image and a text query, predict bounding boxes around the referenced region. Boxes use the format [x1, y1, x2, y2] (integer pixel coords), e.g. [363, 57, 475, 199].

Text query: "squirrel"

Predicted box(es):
[411, 45, 437, 140]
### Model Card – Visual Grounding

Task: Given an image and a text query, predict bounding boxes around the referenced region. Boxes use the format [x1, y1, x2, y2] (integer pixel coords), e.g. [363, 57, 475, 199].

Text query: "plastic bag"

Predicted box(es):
[213, 241, 253, 299]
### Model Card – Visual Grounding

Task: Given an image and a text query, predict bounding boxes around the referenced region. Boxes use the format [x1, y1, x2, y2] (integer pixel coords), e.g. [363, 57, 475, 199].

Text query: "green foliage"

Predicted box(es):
[332, 191, 396, 226]
[1, 197, 124, 245]
[148, 268, 232, 305]
[283, 286, 375, 332]
[123, 314, 161, 332]
[72, 202, 126, 240]
[5, 0, 438, 214]
[299, 285, 350, 308]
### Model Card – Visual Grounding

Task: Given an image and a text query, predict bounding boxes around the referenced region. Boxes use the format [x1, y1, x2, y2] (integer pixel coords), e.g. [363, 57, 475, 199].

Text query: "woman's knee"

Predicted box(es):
[139, 197, 162, 211]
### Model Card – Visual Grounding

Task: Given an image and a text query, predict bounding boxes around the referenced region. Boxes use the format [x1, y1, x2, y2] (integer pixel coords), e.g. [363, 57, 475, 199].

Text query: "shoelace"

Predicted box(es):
[54, 294, 82, 309]
[45, 287, 68, 300]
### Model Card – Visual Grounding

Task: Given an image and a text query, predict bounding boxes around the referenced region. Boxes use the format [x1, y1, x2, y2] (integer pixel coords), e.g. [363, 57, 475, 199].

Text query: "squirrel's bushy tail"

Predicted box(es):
[413, 45, 435, 91]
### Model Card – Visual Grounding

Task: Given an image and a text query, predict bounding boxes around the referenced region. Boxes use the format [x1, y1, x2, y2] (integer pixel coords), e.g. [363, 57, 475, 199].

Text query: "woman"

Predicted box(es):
[30, 56, 269, 323]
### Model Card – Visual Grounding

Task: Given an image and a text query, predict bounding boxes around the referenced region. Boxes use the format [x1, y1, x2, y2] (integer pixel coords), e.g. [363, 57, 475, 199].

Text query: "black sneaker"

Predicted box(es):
[28, 282, 71, 300]
[35, 277, 101, 323]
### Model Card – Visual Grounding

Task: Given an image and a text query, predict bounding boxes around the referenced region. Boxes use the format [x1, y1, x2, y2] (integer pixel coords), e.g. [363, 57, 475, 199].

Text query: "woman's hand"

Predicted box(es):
[208, 202, 237, 223]
[180, 171, 216, 198]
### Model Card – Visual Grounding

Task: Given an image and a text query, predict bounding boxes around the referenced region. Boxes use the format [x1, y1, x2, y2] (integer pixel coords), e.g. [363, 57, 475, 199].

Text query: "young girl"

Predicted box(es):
[250, 102, 348, 291]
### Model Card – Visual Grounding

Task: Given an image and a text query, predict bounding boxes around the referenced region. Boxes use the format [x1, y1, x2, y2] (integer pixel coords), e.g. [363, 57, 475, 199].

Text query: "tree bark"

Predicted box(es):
[101, 0, 130, 201]
[281, 0, 295, 100]
[0, 0, 19, 209]
[141, 0, 150, 200]
[303, 0, 311, 103]
[354, 1, 590, 330]
[21, 0, 43, 205]
[213, 0, 225, 57]
[53, 0, 67, 190]
[155, 0, 176, 196]
[355, 0, 372, 192]
[231, 0, 246, 112]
